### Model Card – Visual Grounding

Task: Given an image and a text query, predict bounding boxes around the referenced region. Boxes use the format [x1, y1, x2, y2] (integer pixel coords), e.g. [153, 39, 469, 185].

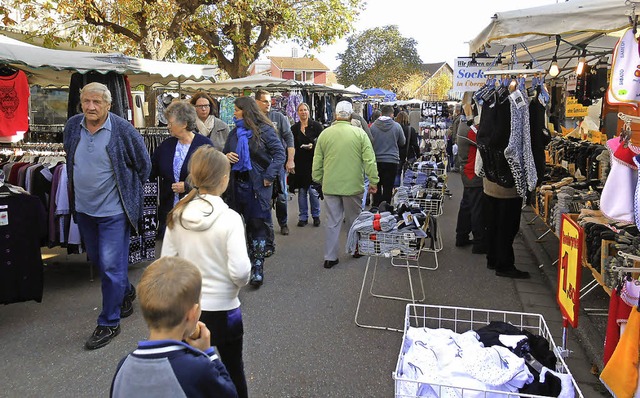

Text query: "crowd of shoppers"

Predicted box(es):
[62, 84, 530, 397]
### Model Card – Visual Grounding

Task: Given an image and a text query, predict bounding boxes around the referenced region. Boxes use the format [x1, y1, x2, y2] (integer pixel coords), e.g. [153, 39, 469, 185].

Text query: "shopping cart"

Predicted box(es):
[354, 229, 427, 332]
[393, 304, 585, 398]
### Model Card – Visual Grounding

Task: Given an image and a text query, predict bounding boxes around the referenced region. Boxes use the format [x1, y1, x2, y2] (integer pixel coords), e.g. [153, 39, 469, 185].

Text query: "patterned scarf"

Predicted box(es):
[233, 118, 253, 172]
[196, 115, 215, 138]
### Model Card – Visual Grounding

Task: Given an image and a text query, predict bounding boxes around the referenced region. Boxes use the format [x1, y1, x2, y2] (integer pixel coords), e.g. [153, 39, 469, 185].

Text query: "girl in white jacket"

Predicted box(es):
[162, 145, 251, 398]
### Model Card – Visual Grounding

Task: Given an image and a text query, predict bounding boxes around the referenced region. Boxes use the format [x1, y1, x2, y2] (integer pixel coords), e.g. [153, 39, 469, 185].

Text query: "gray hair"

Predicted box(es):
[165, 101, 198, 131]
[80, 82, 112, 104]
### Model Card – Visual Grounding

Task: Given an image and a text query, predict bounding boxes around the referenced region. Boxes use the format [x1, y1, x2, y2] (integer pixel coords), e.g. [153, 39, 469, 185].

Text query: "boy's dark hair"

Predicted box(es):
[138, 257, 202, 330]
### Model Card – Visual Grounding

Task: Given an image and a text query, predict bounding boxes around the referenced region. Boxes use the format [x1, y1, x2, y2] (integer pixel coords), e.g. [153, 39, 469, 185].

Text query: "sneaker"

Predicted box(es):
[280, 225, 290, 235]
[313, 217, 321, 227]
[495, 268, 531, 279]
[85, 325, 120, 350]
[297, 220, 308, 227]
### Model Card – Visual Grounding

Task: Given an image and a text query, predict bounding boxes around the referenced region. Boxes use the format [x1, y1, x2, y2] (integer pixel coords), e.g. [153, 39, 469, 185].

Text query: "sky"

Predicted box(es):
[266, 0, 561, 71]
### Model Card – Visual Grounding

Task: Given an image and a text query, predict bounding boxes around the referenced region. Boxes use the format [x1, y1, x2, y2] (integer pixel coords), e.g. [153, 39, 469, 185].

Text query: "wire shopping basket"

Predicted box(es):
[393, 304, 584, 398]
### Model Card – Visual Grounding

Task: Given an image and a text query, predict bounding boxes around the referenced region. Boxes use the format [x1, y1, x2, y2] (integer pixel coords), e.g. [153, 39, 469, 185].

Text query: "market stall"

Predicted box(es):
[466, 0, 640, 395]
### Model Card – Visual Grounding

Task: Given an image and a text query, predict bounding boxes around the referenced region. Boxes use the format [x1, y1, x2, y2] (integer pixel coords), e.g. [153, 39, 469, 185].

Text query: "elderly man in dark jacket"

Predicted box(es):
[64, 82, 151, 350]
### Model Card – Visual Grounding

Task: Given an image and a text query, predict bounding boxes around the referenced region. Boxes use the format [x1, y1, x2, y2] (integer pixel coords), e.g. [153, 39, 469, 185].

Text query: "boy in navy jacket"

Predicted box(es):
[110, 257, 238, 398]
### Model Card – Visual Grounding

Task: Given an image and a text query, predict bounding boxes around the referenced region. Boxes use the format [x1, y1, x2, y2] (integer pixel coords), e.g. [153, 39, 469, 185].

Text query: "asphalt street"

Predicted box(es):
[0, 173, 611, 397]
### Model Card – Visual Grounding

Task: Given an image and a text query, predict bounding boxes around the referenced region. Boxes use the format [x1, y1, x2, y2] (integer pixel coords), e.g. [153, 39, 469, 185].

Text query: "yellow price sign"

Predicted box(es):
[565, 96, 588, 118]
[557, 214, 583, 328]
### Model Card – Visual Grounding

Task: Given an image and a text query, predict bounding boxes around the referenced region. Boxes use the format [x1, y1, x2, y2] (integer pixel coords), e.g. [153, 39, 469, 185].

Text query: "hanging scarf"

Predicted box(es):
[196, 115, 215, 138]
[233, 118, 253, 172]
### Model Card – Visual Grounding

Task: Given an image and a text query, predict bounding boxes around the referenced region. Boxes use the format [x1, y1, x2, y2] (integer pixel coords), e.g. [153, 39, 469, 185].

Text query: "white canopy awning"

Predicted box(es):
[155, 74, 360, 96]
[468, 0, 631, 77]
[469, 0, 629, 53]
[0, 34, 219, 87]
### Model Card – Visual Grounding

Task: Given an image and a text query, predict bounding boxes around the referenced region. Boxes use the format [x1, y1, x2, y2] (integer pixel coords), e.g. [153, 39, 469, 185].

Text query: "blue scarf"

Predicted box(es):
[233, 118, 253, 172]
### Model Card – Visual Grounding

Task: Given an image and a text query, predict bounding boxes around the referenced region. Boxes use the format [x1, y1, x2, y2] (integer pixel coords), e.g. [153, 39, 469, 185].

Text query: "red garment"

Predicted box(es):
[603, 288, 633, 365]
[0, 70, 30, 139]
[463, 125, 478, 181]
[8, 162, 29, 185]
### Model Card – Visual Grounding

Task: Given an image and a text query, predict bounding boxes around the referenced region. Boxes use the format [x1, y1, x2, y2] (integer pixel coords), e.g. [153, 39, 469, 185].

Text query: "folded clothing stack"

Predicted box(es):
[346, 204, 430, 256]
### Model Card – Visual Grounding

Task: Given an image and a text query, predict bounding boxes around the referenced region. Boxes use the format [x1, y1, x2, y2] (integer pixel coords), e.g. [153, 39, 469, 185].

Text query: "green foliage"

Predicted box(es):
[336, 25, 423, 91]
[2, 0, 364, 78]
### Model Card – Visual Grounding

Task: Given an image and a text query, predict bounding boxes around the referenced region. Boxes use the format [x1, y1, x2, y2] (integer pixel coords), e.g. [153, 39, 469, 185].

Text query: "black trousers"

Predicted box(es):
[455, 186, 485, 244]
[200, 309, 248, 398]
[373, 162, 397, 206]
[483, 193, 522, 272]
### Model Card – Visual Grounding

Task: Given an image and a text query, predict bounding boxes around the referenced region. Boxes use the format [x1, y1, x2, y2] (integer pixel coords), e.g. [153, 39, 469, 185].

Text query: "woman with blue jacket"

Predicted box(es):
[223, 96, 286, 287]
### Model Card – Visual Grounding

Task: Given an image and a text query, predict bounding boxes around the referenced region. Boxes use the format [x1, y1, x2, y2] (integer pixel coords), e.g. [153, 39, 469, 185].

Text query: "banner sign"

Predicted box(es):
[453, 57, 496, 92]
[557, 214, 583, 328]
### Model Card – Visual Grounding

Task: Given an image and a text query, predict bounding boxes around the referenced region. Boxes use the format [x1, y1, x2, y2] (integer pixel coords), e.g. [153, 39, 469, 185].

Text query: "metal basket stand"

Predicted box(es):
[354, 231, 426, 332]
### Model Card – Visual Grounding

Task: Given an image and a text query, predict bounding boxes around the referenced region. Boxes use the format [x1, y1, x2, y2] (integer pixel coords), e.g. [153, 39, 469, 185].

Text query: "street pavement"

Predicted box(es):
[0, 173, 611, 397]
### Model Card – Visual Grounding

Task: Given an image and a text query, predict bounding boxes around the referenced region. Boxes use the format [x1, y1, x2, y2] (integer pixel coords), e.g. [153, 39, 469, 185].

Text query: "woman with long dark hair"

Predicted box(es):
[223, 96, 286, 287]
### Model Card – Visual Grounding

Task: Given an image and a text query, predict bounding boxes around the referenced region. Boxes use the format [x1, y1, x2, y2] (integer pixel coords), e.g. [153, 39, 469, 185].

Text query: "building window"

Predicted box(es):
[293, 71, 314, 82]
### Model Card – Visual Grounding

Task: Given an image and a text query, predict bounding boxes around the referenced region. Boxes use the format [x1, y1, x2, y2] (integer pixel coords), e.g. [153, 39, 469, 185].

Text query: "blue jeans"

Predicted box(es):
[76, 212, 131, 326]
[298, 186, 320, 221]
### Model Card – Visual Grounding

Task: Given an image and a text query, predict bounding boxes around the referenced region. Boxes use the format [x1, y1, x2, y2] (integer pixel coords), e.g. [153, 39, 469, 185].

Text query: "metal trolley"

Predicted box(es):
[393, 304, 584, 398]
[354, 229, 427, 332]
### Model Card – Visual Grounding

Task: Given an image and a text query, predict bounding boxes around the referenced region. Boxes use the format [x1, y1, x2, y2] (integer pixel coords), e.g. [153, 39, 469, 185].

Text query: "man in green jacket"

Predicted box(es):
[312, 101, 379, 269]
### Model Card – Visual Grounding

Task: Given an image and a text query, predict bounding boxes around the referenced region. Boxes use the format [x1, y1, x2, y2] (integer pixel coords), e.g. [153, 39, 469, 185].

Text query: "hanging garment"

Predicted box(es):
[504, 88, 538, 199]
[0, 191, 47, 304]
[603, 287, 633, 365]
[601, 138, 638, 223]
[600, 306, 640, 398]
[219, 97, 236, 125]
[67, 71, 129, 119]
[477, 94, 515, 188]
[608, 28, 640, 108]
[0, 69, 30, 143]
[128, 181, 158, 264]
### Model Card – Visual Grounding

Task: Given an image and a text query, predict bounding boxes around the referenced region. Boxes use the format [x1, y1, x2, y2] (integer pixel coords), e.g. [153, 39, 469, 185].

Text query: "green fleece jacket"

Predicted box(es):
[312, 120, 379, 196]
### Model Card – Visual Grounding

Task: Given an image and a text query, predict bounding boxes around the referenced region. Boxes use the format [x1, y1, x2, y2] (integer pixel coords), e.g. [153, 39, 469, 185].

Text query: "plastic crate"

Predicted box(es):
[393, 304, 584, 398]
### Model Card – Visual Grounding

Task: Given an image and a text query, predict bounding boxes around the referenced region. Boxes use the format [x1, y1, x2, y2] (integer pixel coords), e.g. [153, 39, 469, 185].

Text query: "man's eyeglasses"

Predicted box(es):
[195, 104, 210, 109]
[258, 99, 270, 104]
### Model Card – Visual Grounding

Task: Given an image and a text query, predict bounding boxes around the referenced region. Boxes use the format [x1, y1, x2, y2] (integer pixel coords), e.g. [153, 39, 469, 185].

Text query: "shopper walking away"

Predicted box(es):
[369, 105, 405, 207]
[63, 82, 151, 350]
[312, 101, 379, 269]
[395, 111, 421, 185]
